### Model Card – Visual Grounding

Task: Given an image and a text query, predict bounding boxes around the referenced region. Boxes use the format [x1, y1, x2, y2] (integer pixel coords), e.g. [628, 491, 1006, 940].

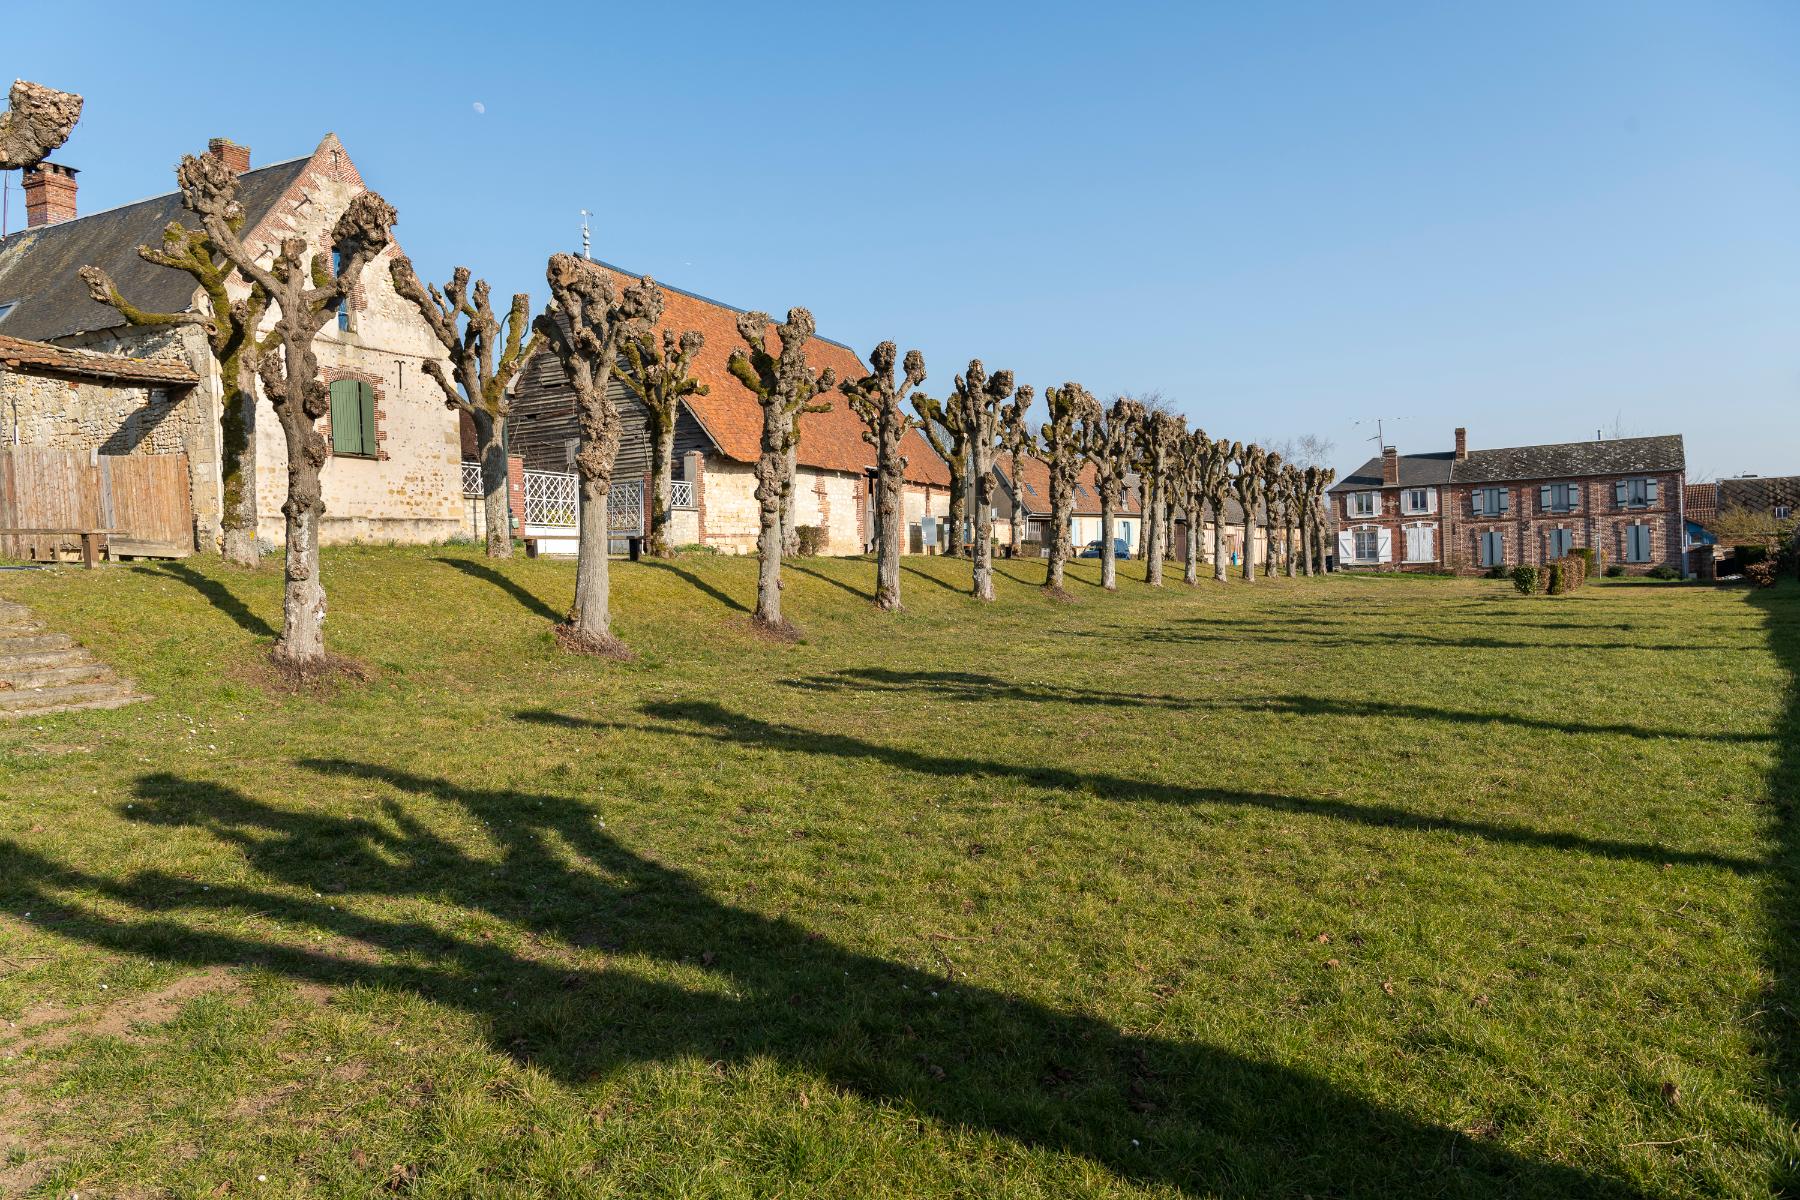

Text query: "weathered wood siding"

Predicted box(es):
[509, 351, 713, 477]
[0, 448, 192, 560]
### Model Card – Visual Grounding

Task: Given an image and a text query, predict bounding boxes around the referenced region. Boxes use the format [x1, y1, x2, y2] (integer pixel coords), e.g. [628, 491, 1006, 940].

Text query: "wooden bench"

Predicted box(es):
[0, 527, 121, 569]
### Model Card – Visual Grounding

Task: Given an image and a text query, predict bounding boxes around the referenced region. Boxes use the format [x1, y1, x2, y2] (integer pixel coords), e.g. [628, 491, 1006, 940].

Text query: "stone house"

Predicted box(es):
[0, 134, 463, 551]
[509, 265, 953, 555]
[1329, 428, 1687, 576]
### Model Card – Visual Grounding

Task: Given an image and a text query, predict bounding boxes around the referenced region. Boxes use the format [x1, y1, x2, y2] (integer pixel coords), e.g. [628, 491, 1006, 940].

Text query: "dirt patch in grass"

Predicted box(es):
[2, 967, 236, 1055]
[253, 651, 374, 697]
[554, 623, 636, 660]
[747, 615, 804, 643]
[1040, 585, 1076, 604]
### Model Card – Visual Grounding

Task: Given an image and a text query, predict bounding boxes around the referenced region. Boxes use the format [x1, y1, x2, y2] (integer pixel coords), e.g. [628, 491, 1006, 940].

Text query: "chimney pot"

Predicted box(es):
[207, 138, 250, 175]
[1381, 445, 1399, 486]
[1454, 427, 1468, 461]
[22, 161, 78, 227]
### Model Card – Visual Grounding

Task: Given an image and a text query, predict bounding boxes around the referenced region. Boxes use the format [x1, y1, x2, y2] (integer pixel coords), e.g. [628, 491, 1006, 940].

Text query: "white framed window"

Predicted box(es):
[1403, 522, 1436, 563]
[1347, 492, 1377, 518]
[1400, 487, 1435, 515]
[1777, 504, 1793, 520]
[1352, 527, 1380, 562]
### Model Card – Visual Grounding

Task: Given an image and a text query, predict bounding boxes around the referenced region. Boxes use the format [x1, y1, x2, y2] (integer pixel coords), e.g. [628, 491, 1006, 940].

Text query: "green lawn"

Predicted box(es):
[0, 547, 1795, 1198]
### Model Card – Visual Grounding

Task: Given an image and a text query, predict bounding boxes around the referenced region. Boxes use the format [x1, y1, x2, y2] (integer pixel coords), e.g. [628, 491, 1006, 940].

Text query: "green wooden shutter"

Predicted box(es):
[357, 382, 376, 456]
[330, 380, 360, 454]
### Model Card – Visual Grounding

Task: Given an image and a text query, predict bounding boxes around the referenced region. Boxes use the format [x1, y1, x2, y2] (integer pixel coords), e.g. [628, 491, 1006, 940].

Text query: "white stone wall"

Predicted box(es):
[792, 470, 864, 555]
[669, 507, 700, 547]
[702, 459, 761, 555]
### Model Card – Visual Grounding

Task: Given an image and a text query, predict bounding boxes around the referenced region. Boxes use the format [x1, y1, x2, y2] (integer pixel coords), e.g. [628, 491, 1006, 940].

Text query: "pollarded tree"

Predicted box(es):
[1200, 438, 1237, 583]
[1085, 396, 1146, 591]
[728, 307, 837, 632]
[1040, 382, 1095, 594]
[533, 255, 664, 653]
[954, 360, 1017, 602]
[779, 383, 834, 556]
[999, 385, 1034, 560]
[1232, 443, 1267, 582]
[80, 200, 270, 567]
[620, 328, 709, 559]
[1310, 467, 1336, 573]
[913, 392, 970, 557]
[176, 152, 395, 669]
[0, 80, 81, 171]
[390, 261, 539, 558]
[1172, 429, 1211, 586]
[1297, 465, 1321, 575]
[1284, 464, 1306, 577]
[841, 341, 926, 611]
[1258, 452, 1284, 577]
[1139, 410, 1185, 587]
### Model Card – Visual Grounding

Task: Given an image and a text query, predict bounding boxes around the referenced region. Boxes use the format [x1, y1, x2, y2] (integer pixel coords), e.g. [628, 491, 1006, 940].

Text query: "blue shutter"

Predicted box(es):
[1498, 489, 1510, 514]
[1615, 480, 1627, 505]
[1645, 478, 1658, 503]
[1540, 485, 1552, 510]
[1568, 484, 1579, 512]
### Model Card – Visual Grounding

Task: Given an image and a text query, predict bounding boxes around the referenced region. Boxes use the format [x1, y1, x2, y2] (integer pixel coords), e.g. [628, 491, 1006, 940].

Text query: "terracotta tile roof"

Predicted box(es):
[997, 452, 1141, 517]
[0, 332, 197, 385]
[1684, 482, 1717, 526]
[595, 264, 949, 488]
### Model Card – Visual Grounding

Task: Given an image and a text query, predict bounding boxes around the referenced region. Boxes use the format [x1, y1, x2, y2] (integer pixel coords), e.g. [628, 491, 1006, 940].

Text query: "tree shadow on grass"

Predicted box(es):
[521, 702, 1761, 875]
[430, 556, 563, 623]
[636, 558, 750, 614]
[781, 668, 1773, 743]
[1, 761, 1652, 1198]
[787, 563, 874, 603]
[146, 562, 275, 639]
[898, 563, 965, 595]
[1066, 625, 1733, 654]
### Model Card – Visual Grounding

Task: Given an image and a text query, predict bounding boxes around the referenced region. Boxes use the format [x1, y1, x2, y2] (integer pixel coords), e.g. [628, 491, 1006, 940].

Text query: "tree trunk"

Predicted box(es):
[971, 450, 995, 601]
[946, 462, 966, 558]
[1300, 514, 1314, 575]
[567, 476, 613, 638]
[874, 470, 902, 611]
[1213, 512, 1228, 583]
[1146, 484, 1164, 587]
[780, 442, 800, 556]
[219, 386, 260, 568]
[1100, 497, 1117, 590]
[1241, 509, 1256, 582]
[1183, 519, 1199, 585]
[756, 469, 784, 625]
[1285, 521, 1297, 577]
[477, 411, 512, 559]
[648, 422, 676, 558]
[275, 498, 326, 665]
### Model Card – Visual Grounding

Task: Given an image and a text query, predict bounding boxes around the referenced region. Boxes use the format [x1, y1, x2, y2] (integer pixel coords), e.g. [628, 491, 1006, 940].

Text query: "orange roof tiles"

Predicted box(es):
[997, 452, 1141, 517]
[597, 265, 950, 488]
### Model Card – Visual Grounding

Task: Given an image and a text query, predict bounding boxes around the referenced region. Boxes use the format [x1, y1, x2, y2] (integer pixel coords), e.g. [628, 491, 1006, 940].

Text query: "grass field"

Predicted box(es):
[0, 547, 1795, 1198]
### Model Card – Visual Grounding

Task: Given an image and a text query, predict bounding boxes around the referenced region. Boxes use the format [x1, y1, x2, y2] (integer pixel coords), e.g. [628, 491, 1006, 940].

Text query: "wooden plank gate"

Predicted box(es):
[0, 448, 193, 562]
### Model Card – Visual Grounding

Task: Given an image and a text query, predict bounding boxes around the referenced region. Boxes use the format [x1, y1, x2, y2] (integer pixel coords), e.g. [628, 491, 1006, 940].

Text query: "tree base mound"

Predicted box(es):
[259, 650, 372, 696]
[747, 615, 804, 644]
[1041, 585, 1076, 604]
[554, 623, 636, 660]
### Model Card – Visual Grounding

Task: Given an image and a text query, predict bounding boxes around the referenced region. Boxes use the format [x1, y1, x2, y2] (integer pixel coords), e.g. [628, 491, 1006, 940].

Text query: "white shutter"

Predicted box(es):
[1427, 489, 1439, 514]
[1376, 529, 1393, 563]
[1337, 531, 1355, 562]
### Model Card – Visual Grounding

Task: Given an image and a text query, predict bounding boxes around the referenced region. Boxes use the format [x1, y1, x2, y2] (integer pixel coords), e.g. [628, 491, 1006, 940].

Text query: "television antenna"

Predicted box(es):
[1352, 415, 1406, 448]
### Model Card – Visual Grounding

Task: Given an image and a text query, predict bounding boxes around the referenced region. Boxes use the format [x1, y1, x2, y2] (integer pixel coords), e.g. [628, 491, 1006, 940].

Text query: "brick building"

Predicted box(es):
[1328, 428, 1687, 576]
[0, 134, 465, 551]
[509, 266, 953, 556]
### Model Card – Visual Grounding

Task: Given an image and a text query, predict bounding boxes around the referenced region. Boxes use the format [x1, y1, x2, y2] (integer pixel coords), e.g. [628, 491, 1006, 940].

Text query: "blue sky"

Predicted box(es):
[8, 1, 1797, 480]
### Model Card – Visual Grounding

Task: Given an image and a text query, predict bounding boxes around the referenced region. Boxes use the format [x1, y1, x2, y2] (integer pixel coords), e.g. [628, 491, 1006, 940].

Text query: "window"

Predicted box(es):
[1615, 477, 1658, 508]
[1347, 491, 1377, 517]
[1473, 487, 1509, 517]
[1777, 504, 1793, 520]
[1479, 530, 1506, 567]
[1626, 523, 1652, 563]
[1401, 488, 1433, 515]
[1540, 482, 1579, 513]
[329, 379, 376, 457]
[1548, 527, 1574, 558]
[331, 251, 350, 331]
[1353, 528, 1379, 562]
[1404, 523, 1435, 563]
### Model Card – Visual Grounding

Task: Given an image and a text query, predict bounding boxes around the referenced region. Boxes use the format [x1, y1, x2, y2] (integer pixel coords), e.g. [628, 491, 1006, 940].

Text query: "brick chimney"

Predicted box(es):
[22, 162, 78, 227]
[1454, 427, 1468, 461]
[1381, 445, 1399, 485]
[208, 138, 251, 174]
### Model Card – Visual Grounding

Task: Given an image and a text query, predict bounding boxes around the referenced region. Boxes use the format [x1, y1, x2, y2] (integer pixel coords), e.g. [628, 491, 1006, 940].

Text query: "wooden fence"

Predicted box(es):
[0, 448, 193, 561]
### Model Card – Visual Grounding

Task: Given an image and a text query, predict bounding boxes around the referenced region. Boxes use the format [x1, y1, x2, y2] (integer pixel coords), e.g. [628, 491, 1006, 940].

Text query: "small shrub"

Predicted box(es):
[795, 525, 825, 556]
[1605, 564, 1626, 578]
[1647, 564, 1680, 581]
[1746, 560, 1779, 588]
[1570, 547, 1598, 575]
[676, 543, 718, 556]
[1511, 565, 1540, 595]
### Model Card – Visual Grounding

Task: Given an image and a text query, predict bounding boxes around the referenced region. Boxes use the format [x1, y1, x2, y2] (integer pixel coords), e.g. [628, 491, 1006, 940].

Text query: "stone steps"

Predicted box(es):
[0, 602, 146, 718]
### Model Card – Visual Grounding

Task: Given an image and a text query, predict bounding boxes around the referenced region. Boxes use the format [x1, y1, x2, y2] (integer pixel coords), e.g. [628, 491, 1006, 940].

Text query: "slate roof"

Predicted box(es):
[0, 331, 198, 385]
[1717, 475, 1800, 515]
[1331, 435, 1685, 491]
[0, 156, 310, 342]
[590, 262, 951, 487]
[996, 453, 1142, 517]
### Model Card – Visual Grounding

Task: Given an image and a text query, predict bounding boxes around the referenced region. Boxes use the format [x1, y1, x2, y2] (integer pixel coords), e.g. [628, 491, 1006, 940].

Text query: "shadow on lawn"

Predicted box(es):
[430, 556, 563, 623]
[786, 563, 874, 603]
[147, 562, 275, 638]
[1, 758, 1651, 1198]
[1066, 623, 1732, 654]
[1752, 585, 1800, 1194]
[784, 668, 1773, 744]
[637, 558, 750, 614]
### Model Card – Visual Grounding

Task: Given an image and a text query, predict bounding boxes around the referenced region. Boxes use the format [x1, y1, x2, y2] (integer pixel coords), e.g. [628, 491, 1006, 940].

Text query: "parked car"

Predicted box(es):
[1078, 539, 1133, 560]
